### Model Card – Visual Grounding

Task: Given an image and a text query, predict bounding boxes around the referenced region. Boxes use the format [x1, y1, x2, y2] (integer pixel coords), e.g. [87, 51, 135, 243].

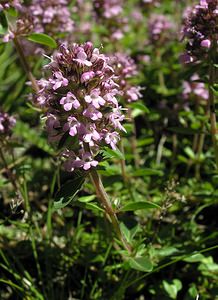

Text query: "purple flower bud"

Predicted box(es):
[179, 53, 194, 64]
[181, 0, 217, 62]
[200, 39, 211, 48]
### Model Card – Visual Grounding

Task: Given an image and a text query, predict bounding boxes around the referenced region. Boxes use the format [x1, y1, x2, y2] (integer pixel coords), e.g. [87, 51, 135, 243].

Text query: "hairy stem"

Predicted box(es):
[208, 62, 218, 169]
[120, 140, 128, 183]
[13, 37, 39, 93]
[90, 168, 132, 253]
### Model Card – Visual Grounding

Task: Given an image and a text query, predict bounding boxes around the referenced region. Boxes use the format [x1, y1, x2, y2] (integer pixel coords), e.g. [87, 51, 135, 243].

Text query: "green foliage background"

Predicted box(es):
[0, 0, 218, 299]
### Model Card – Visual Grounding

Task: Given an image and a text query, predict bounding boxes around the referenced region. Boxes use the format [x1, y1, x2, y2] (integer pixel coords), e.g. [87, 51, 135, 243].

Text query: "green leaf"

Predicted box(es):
[188, 285, 198, 298]
[163, 279, 182, 299]
[132, 168, 163, 177]
[154, 247, 179, 257]
[0, 11, 8, 29]
[129, 257, 153, 272]
[184, 147, 195, 160]
[120, 201, 160, 212]
[120, 222, 131, 243]
[27, 33, 57, 48]
[76, 202, 104, 213]
[102, 147, 125, 160]
[78, 195, 96, 203]
[183, 253, 205, 263]
[6, 7, 18, 17]
[120, 223, 141, 243]
[129, 102, 150, 114]
[53, 174, 85, 210]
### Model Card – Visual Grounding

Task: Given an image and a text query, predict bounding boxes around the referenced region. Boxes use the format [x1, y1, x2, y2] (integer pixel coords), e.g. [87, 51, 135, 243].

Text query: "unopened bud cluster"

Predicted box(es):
[0, 0, 21, 11]
[148, 14, 173, 44]
[3, 0, 74, 42]
[181, 0, 218, 63]
[36, 42, 126, 172]
[93, 0, 127, 40]
[28, 0, 74, 36]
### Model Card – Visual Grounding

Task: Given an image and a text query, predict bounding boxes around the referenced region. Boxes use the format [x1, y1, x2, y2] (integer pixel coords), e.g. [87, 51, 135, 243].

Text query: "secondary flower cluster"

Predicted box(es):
[110, 53, 142, 103]
[0, 111, 16, 138]
[0, 0, 21, 11]
[93, 0, 127, 41]
[36, 42, 126, 172]
[181, 0, 218, 63]
[28, 0, 74, 36]
[3, 0, 74, 42]
[148, 14, 173, 44]
[182, 74, 209, 101]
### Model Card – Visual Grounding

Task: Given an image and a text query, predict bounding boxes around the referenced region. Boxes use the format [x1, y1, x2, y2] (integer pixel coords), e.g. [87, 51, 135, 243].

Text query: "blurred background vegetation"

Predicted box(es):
[0, 0, 218, 299]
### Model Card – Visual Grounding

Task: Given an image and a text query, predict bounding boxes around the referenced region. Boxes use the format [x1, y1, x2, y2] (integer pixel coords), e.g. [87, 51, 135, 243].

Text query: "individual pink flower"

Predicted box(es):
[60, 93, 80, 111]
[49, 71, 69, 90]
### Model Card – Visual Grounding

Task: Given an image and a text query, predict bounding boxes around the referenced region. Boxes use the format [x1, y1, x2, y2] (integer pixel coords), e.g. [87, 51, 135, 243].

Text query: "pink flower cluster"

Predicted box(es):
[110, 53, 142, 103]
[94, 0, 122, 19]
[3, 14, 34, 42]
[36, 42, 126, 172]
[182, 74, 209, 101]
[3, 0, 74, 42]
[28, 0, 74, 35]
[0, 0, 21, 11]
[0, 111, 16, 137]
[93, 0, 127, 41]
[181, 0, 218, 63]
[148, 14, 173, 44]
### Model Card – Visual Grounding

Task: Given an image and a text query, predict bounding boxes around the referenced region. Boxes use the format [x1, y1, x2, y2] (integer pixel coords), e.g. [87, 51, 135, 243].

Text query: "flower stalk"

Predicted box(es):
[90, 168, 132, 254]
[13, 37, 39, 93]
[208, 61, 218, 169]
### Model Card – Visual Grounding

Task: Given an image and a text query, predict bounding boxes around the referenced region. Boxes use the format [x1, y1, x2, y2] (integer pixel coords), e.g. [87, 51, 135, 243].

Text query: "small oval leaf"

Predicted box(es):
[78, 195, 96, 203]
[102, 147, 125, 160]
[53, 174, 85, 210]
[129, 257, 153, 272]
[76, 202, 104, 213]
[129, 102, 150, 114]
[27, 33, 57, 48]
[120, 201, 160, 212]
